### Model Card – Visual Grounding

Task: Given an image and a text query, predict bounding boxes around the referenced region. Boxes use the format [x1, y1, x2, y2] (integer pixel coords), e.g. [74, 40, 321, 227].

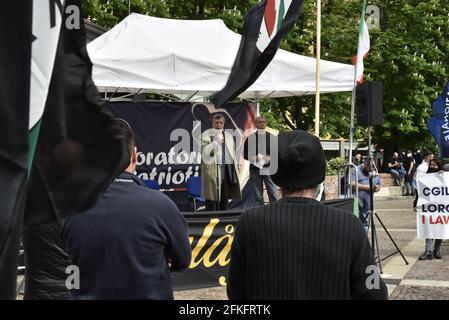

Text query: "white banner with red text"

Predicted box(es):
[417, 172, 449, 239]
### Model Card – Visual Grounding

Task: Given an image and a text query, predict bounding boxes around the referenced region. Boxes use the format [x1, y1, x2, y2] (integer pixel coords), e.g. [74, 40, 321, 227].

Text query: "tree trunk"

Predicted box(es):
[197, 0, 205, 17]
[293, 97, 302, 129]
[282, 112, 296, 130]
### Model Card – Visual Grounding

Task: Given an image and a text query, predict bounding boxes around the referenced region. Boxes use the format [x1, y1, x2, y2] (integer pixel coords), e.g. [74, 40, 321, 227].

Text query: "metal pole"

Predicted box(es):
[350, 0, 367, 175]
[375, 211, 409, 265]
[128, 0, 131, 14]
[349, 83, 357, 165]
[314, 0, 321, 137]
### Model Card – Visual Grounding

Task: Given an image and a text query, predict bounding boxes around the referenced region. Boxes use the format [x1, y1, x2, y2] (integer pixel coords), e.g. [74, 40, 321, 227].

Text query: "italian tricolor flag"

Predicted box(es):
[354, 0, 370, 85]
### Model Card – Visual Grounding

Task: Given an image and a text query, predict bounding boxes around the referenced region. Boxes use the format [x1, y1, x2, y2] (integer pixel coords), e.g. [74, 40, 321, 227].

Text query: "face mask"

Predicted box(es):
[427, 162, 439, 172]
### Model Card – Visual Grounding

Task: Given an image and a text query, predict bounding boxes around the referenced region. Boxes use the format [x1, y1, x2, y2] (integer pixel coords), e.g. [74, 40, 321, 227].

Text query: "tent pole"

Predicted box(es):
[347, 54, 359, 194]
[256, 98, 260, 116]
[183, 91, 199, 102]
[314, 0, 321, 138]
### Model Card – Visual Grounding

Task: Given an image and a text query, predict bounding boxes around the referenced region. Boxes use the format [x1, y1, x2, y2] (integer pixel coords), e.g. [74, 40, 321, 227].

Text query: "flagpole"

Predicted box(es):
[349, 71, 357, 165]
[315, 0, 321, 138]
[350, 0, 368, 164]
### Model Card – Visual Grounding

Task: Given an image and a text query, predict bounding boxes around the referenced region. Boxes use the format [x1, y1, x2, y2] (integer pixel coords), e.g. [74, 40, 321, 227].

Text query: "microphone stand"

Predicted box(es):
[367, 126, 408, 272]
[212, 130, 221, 211]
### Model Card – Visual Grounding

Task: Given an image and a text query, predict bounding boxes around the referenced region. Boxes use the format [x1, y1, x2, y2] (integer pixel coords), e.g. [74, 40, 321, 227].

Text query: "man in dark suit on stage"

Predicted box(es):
[243, 115, 279, 206]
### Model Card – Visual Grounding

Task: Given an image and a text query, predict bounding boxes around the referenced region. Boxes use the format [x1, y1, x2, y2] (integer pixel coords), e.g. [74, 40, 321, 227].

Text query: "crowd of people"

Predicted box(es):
[351, 149, 447, 262]
[56, 116, 389, 300]
[352, 148, 439, 197]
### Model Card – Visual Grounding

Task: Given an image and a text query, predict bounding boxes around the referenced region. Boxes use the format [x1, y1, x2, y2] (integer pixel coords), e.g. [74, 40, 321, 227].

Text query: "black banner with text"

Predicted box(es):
[107, 102, 255, 211]
[173, 198, 355, 291]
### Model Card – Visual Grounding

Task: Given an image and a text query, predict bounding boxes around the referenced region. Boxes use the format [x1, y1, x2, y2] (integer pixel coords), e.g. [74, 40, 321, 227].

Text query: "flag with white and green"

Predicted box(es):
[212, 0, 304, 107]
[29, 0, 64, 172]
[354, 0, 370, 84]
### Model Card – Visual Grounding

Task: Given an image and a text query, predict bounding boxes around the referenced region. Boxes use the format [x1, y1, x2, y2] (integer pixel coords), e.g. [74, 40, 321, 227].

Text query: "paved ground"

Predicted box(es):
[373, 197, 417, 266]
[175, 196, 449, 300]
[375, 197, 449, 300]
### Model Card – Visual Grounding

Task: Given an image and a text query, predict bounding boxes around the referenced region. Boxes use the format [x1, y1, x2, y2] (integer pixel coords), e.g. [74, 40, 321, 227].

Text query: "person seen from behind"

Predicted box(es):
[227, 130, 388, 300]
[61, 119, 191, 299]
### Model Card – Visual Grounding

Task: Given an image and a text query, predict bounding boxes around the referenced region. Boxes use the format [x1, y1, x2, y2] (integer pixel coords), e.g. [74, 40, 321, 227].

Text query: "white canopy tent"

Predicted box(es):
[87, 13, 355, 101]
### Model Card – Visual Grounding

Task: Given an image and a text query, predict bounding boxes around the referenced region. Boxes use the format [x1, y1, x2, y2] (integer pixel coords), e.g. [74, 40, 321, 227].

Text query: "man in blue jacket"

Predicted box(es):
[61, 119, 191, 299]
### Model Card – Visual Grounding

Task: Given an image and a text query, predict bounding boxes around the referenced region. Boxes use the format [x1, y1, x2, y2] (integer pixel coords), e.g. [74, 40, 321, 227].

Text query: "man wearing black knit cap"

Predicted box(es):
[227, 130, 388, 300]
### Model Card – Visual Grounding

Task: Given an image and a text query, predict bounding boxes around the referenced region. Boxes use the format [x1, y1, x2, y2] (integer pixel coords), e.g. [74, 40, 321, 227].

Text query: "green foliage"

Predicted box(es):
[327, 157, 346, 176]
[83, 0, 256, 31]
[368, 0, 449, 154]
[259, 98, 286, 131]
[82, 0, 171, 27]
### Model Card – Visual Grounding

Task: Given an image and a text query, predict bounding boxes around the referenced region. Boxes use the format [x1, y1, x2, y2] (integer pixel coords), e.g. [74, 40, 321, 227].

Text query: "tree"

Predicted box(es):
[82, 0, 254, 32]
[260, 0, 360, 140]
[367, 0, 449, 154]
[166, 0, 256, 32]
[82, 0, 171, 27]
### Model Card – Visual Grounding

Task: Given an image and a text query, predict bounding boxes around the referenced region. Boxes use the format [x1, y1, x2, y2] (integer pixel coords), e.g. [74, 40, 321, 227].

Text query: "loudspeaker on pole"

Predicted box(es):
[356, 81, 383, 126]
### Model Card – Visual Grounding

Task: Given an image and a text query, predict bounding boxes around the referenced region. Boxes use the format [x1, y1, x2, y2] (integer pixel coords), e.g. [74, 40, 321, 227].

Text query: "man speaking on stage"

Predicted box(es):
[201, 114, 241, 211]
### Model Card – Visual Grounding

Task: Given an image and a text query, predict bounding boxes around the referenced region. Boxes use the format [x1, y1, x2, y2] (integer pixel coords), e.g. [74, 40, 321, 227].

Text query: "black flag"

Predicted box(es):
[22, 0, 128, 299]
[25, 0, 128, 223]
[0, 2, 32, 299]
[211, 0, 304, 107]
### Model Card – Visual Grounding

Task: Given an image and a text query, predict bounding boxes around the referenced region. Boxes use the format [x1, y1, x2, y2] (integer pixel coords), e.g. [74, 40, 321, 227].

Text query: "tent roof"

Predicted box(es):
[87, 13, 355, 100]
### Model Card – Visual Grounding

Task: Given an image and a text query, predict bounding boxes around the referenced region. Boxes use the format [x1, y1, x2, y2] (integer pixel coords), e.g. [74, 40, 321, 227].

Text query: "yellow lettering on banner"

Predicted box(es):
[189, 218, 219, 268]
[225, 224, 234, 234]
[189, 220, 236, 269]
[219, 276, 227, 286]
[202, 234, 233, 267]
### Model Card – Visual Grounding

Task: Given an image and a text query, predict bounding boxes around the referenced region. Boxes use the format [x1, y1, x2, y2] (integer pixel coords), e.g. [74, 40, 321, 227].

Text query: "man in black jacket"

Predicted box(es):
[227, 130, 388, 300]
[243, 116, 279, 206]
[61, 119, 191, 299]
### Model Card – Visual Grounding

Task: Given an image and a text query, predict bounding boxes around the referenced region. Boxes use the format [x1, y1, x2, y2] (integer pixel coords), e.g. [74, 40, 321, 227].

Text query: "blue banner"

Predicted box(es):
[428, 81, 449, 158]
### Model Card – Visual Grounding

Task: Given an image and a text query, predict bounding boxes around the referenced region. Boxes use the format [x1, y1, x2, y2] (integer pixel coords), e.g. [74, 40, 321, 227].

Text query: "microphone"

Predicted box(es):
[211, 128, 223, 142]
